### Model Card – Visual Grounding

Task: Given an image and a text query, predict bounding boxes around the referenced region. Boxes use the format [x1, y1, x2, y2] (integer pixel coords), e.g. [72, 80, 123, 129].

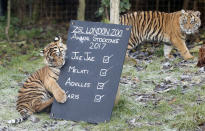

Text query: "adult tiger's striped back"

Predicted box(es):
[120, 10, 201, 60]
[8, 36, 67, 124]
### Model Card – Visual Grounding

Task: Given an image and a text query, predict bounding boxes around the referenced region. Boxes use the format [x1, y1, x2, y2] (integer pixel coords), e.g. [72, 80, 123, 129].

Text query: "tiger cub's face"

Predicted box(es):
[42, 36, 67, 68]
[179, 10, 201, 35]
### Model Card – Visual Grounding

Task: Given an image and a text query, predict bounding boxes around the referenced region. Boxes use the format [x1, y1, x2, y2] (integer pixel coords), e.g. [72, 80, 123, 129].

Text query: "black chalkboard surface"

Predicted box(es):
[50, 20, 131, 123]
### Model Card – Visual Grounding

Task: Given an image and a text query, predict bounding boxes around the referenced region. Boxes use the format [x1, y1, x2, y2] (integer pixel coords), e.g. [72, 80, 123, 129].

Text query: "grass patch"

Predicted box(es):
[1, 41, 205, 130]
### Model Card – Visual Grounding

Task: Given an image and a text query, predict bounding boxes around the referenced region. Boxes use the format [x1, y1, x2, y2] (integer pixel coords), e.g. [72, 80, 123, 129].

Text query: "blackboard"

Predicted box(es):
[50, 20, 131, 123]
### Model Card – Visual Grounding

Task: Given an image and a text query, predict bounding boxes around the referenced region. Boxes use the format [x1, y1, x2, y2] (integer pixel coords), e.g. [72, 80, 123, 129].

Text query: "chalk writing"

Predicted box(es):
[51, 20, 131, 123]
[71, 52, 95, 62]
[71, 33, 90, 43]
[65, 77, 91, 88]
[67, 94, 80, 100]
[68, 66, 89, 75]
[71, 25, 124, 37]
[97, 80, 109, 90]
[71, 26, 84, 34]
[103, 55, 113, 64]
[89, 42, 107, 50]
[99, 67, 112, 77]
[94, 95, 104, 103]
[93, 36, 120, 44]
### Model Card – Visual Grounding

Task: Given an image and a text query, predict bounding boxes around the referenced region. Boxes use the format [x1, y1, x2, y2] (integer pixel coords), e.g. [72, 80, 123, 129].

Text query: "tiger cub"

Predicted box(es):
[8, 36, 67, 124]
[120, 10, 201, 60]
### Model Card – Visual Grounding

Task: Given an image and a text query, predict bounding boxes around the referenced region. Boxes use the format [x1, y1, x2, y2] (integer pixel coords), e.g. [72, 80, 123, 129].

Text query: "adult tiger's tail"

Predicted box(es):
[7, 114, 30, 124]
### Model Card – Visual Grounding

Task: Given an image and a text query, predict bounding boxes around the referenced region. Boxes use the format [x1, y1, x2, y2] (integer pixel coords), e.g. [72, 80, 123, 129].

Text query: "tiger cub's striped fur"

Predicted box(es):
[8, 36, 67, 124]
[120, 10, 201, 60]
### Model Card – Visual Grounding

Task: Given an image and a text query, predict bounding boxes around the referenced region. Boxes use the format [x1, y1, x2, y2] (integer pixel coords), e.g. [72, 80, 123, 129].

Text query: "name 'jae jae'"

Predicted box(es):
[71, 51, 95, 62]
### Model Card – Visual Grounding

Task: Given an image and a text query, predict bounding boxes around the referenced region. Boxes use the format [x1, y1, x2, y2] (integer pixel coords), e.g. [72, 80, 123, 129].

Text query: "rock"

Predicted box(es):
[162, 62, 172, 69]
[190, 45, 201, 53]
[164, 76, 173, 84]
[199, 67, 205, 73]
[134, 65, 144, 71]
[0, 127, 7, 131]
[180, 75, 191, 81]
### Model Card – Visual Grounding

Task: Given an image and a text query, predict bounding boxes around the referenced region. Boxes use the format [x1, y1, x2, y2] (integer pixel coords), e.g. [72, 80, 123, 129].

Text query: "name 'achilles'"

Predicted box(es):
[51, 20, 131, 123]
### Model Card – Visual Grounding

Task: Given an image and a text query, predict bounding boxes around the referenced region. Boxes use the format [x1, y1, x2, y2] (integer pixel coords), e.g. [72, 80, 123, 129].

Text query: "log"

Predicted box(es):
[197, 44, 205, 67]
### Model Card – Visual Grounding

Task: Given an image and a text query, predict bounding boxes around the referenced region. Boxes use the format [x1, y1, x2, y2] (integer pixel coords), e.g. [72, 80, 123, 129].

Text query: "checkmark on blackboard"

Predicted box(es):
[103, 55, 113, 64]
[97, 80, 109, 90]
[99, 67, 113, 77]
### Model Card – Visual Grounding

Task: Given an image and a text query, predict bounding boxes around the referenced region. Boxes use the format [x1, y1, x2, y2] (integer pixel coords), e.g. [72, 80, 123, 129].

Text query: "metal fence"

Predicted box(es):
[8, 0, 205, 28]
[129, 0, 205, 29]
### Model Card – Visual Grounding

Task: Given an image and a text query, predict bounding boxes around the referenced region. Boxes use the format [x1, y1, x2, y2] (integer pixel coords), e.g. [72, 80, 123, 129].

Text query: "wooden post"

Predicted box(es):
[110, 0, 120, 24]
[110, 0, 120, 105]
[77, 0, 85, 21]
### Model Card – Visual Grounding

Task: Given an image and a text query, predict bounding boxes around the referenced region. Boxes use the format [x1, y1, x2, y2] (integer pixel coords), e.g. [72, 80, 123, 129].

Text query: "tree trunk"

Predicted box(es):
[183, 0, 190, 9]
[105, 7, 109, 20]
[168, 0, 170, 12]
[17, 0, 26, 23]
[193, 0, 198, 10]
[0, 0, 2, 16]
[5, 0, 10, 43]
[110, 0, 119, 24]
[135, 0, 140, 10]
[156, 0, 159, 11]
[32, 0, 40, 22]
[77, 0, 85, 21]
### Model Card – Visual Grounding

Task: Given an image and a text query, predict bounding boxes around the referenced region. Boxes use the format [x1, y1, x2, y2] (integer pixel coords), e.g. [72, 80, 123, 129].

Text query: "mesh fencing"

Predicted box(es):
[9, 0, 205, 28]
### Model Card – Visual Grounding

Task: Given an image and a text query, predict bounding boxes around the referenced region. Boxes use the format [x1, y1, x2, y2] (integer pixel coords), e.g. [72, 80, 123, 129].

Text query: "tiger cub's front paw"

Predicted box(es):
[55, 90, 67, 103]
[183, 54, 194, 60]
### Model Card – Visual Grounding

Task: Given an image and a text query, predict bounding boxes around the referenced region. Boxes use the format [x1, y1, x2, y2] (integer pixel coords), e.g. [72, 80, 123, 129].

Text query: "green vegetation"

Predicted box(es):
[96, 0, 131, 21]
[1, 46, 205, 130]
[1, 18, 205, 130]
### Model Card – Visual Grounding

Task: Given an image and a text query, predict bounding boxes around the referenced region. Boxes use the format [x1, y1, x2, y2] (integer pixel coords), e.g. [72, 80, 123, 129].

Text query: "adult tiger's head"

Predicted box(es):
[41, 36, 67, 68]
[179, 10, 201, 35]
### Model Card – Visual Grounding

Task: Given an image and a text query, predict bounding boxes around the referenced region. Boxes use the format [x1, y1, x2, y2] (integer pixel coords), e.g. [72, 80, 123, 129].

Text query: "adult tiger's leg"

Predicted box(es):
[163, 44, 173, 59]
[171, 38, 194, 60]
[125, 52, 138, 65]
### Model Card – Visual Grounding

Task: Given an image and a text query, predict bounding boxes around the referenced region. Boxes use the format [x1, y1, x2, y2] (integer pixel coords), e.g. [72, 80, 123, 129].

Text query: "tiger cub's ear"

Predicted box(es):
[40, 50, 44, 56]
[181, 9, 186, 14]
[195, 11, 201, 17]
[54, 36, 63, 46]
[54, 36, 61, 42]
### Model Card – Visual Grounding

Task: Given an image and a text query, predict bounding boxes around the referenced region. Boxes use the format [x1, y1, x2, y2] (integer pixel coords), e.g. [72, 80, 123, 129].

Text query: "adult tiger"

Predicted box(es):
[8, 36, 67, 124]
[120, 10, 201, 60]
